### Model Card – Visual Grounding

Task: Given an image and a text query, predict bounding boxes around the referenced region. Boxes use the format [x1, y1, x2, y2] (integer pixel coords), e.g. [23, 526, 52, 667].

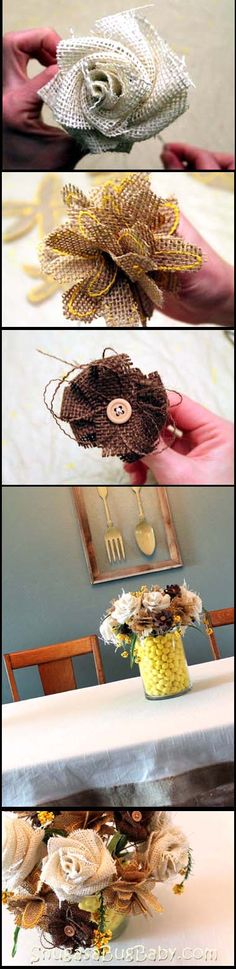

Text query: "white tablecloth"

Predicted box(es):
[2, 657, 233, 807]
[2, 810, 234, 966]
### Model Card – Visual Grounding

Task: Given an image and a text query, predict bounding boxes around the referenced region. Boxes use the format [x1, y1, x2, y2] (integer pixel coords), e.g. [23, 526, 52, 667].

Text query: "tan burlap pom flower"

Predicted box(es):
[38, 10, 193, 154]
[39, 173, 203, 327]
[103, 859, 163, 917]
[45, 351, 170, 463]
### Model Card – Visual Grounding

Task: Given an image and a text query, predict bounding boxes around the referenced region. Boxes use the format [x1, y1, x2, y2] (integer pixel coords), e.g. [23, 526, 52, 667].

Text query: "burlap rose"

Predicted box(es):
[2, 813, 45, 891]
[142, 591, 171, 611]
[38, 11, 193, 154]
[145, 826, 189, 882]
[41, 830, 116, 901]
[100, 615, 118, 644]
[111, 592, 137, 625]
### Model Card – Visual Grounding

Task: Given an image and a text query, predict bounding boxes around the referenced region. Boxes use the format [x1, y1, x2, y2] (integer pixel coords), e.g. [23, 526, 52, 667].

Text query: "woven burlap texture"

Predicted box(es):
[39, 173, 202, 327]
[38, 10, 193, 153]
[2, 814, 45, 892]
[45, 351, 169, 463]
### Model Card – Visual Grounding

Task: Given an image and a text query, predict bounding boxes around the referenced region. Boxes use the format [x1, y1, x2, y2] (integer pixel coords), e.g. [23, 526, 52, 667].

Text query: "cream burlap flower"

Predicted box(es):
[41, 830, 116, 901]
[39, 173, 202, 327]
[38, 11, 193, 154]
[111, 592, 138, 624]
[142, 590, 171, 611]
[145, 826, 189, 882]
[2, 813, 45, 891]
[100, 615, 119, 645]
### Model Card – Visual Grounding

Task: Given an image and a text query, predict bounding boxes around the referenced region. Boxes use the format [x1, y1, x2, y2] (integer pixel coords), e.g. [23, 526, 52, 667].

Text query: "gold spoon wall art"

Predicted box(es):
[132, 487, 156, 556]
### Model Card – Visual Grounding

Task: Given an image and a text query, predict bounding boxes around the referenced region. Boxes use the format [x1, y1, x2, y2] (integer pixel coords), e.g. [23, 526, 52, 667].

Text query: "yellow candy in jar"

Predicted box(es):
[138, 631, 190, 698]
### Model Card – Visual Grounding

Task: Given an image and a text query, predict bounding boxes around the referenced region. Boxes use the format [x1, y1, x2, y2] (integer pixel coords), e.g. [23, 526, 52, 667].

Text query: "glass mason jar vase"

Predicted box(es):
[135, 630, 191, 699]
[78, 895, 129, 940]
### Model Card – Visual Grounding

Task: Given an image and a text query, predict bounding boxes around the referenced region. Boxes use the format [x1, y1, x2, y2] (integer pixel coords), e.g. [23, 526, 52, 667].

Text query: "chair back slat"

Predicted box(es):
[38, 658, 77, 695]
[206, 608, 234, 660]
[4, 636, 105, 701]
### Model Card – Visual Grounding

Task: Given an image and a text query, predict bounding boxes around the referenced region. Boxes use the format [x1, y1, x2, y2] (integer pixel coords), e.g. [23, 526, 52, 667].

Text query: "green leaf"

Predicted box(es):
[12, 925, 21, 958]
[107, 832, 128, 856]
[129, 634, 137, 668]
[43, 827, 67, 843]
[115, 834, 128, 856]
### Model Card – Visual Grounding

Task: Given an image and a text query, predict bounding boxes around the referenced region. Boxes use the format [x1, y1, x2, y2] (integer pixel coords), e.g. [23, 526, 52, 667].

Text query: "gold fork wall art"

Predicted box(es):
[3, 175, 64, 305]
[73, 486, 182, 584]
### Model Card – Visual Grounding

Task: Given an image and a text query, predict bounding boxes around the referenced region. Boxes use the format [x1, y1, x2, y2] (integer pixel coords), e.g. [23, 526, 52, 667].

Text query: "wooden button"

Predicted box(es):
[131, 811, 142, 822]
[106, 398, 132, 424]
[64, 926, 75, 937]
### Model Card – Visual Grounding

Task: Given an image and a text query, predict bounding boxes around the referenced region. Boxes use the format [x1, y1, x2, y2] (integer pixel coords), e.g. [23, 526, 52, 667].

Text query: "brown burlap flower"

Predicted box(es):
[114, 811, 155, 842]
[164, 584, 181, 600]
[39, 173, 203, 327]
[46, 902, 97, 952]
[45, 351, 169, 463]
[103, 859, 163, 917]
[131, 608, 174, 635]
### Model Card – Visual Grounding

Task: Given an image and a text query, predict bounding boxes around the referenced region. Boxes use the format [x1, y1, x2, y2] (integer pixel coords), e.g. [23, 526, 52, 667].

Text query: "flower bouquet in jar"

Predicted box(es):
[100, 582, 205, 699]
[2, 810, 192, 959]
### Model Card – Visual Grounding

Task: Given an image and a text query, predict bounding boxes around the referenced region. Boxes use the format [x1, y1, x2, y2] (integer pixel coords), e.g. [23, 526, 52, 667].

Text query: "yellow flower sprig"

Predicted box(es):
[93, 928, 112, 955]
[2, 890, 14, 904]
[173, 848, 193, 895]
[203, 611, 213, 635]
[37, 811, 55, 827]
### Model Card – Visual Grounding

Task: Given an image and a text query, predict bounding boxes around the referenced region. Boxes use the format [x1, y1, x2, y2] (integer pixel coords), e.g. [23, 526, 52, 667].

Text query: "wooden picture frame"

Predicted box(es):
[72, 486, 182, 584]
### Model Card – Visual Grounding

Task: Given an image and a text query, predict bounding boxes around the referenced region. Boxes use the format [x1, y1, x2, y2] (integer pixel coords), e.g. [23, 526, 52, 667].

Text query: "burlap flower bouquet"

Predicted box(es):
[39, 173, 203, 327]
[3, 810, 192, 959]
[100, 582, 207, 698]
[38, 10, 194, 154]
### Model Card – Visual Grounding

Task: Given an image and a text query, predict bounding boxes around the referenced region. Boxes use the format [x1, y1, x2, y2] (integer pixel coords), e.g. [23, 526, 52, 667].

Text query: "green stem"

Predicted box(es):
[129, 633, 137, 668]
[98, 891, 105, 934]
[180, 848, 193, 887]
[12, 925, 21, 958]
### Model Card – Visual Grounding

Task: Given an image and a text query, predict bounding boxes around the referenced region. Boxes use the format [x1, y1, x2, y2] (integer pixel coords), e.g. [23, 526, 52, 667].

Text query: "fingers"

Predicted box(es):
[213, 152, 235, 170]
[29, 63, 59, 99]
[3, 28, 61, 84]
[123, 461, 148, 484]
[162, 143, 220, 171]
[161, 148, 184, 170]
[167, 393, 219, 432]
[125, 447, 190, 485]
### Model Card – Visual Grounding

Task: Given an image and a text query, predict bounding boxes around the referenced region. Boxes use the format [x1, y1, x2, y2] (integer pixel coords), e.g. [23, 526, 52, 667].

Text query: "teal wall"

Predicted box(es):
[2, 486, 234, 703]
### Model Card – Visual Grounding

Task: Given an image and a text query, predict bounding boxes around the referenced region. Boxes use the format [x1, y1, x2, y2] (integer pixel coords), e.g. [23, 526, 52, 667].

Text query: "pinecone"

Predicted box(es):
[114, 810, 155, 842]
[164, 584, 181, 600]
[47, 902, 97, 952]
[152, 609, 173, 634]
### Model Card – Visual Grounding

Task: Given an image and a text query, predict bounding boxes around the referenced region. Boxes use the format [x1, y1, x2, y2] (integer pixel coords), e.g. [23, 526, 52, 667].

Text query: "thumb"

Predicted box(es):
[142, 444, 191, 484]
[29, 62, 58, 98]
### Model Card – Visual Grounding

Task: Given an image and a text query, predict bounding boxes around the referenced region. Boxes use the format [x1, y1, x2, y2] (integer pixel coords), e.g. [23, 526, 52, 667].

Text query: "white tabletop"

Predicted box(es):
[2, 810, 234, 967]
[2, 657, 233, 807]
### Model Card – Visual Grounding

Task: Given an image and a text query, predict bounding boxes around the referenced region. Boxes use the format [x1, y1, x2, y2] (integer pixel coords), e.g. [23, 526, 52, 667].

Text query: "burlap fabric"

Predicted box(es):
[39, 173, 202, 327]
[2, 814, 45, 892]
[38, 10, 193, 154]
[45, 351, 169, 462]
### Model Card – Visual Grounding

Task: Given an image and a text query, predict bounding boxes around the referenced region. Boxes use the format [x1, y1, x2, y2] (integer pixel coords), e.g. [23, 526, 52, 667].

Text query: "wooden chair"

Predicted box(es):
[204, 608, 234, 659]
[4, 636, 105, 701]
